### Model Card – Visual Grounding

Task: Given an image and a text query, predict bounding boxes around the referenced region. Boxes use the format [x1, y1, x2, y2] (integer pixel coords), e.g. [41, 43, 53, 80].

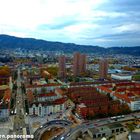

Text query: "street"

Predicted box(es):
[13, 68, 27, 136]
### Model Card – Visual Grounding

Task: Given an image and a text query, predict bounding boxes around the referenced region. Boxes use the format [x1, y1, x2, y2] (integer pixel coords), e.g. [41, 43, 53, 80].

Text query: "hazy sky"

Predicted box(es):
[0, 0, 140, 47]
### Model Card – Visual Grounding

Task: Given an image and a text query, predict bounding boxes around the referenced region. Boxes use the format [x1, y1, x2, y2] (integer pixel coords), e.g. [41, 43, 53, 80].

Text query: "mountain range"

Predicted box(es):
[0, 34, 140, 56]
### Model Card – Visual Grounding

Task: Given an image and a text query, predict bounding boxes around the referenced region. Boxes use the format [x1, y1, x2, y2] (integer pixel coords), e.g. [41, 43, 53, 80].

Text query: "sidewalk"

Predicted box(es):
[0, 116, 14, 136]
[27, 112, 63, 133]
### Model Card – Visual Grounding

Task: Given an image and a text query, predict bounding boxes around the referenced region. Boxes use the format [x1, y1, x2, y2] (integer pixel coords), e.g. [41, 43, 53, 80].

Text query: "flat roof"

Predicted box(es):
[108, 123, 123, 129]
[0, 85, 9, 90]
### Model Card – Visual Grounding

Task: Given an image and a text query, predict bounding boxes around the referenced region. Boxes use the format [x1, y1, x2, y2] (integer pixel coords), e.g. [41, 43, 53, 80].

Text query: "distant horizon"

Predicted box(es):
[0, 0, 140, 47]
[0, 33, 140, 49]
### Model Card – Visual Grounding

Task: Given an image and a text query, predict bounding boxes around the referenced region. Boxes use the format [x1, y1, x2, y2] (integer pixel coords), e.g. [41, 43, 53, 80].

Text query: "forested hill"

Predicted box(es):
[0, 34, 140, 55]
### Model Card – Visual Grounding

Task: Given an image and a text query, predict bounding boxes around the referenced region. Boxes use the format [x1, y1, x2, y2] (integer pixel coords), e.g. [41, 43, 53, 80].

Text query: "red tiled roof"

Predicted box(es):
[53, 98, 67, 105]
[98, 82, 140, 98]
[114, 93, 131, 103]
[97, 86, 112, 93]
[116, 88, 126, 92]
[30, 98, 66, 106]
[37, 92, 56, 97]
[70, 80, 129, 86]
[135, 83, 140, 87]
[27, 90, 34, 103]
[55, 88, 65, 95]
[115, 82, 135, 87]
[3, 91, 10, 101]
[26, 83, 61, 88]
[126, 92, 135, 97]
[127, 88, 140, 92]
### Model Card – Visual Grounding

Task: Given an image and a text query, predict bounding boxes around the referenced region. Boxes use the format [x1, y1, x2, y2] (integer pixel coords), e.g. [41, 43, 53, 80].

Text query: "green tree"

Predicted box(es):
[41, 87, 46, 94]
[45, 76, 49, 83]
[33, 89, 38, 101]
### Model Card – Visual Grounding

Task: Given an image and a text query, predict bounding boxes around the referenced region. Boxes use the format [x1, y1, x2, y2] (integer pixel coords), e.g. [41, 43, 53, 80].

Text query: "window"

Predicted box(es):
[39, 107, 41, 115]
[33, 108, 35, 115]
[98, 134, 101, 137]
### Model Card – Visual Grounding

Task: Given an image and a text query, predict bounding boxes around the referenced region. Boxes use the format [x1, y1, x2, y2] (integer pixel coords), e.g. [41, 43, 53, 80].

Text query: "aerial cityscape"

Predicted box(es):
[0, 0, 140, 140]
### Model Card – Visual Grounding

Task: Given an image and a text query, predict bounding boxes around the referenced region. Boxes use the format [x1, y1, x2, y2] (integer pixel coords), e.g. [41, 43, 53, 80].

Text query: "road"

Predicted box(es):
[13, 68, 26, 136]
[56, 113, 140, 140]
[34, 120, 72, 140]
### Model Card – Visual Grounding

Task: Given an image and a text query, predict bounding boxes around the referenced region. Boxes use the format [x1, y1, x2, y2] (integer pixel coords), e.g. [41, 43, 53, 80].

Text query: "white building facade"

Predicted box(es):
[29, 100, 66, 117]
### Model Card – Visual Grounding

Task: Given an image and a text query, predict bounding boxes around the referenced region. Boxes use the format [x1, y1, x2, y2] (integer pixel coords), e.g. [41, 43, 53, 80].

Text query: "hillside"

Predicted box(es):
[0, 34, 140, 55]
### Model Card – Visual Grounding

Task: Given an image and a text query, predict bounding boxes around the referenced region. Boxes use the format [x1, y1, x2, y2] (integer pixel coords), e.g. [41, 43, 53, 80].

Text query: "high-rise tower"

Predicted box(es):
[73, 52, 86, 76]
[99, 59, 108, 79]
[58, 55, 66, 78]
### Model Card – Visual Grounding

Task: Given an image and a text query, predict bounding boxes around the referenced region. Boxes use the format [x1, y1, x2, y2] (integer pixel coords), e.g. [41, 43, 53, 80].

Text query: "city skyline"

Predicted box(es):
[0, 0, 140, 47]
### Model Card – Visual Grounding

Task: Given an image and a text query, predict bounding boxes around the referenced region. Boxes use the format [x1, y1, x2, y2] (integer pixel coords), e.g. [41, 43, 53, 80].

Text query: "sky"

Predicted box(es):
[0, 0, 140, 47]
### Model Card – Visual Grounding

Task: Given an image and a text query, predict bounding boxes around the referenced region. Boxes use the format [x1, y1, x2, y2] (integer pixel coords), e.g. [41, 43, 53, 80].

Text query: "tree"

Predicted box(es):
[47, 66, 58, 76]
[0, 66, 11, 76]
[41, 87, 46, 94]
[120, 103, 131, 114]
[75, 77, 80, 82]
[45, 76, 49, 83]
[13, 71, 18, 80]
[107, 93, 112, 101]
[12, 83, 17, 91]
[21, 83, 26, 94]
[29, 78, 33, 85]
[67, 76, 73, 82]
[33, 89, 38, 101]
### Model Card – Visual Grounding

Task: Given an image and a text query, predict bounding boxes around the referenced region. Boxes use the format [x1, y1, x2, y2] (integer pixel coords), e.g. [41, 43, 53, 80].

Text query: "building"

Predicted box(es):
[99, 59, 108, 79]
[0, 103, 9, 121]
[36, 92, 60, 102]
[87, 123, 124, 139]
[79, 54, 86, 74]
[73, 52, 86, 76]
[0, 76, 10, 85]
[128, 132, 140, 140]
[111, 73, 132, 80]
[68, 86, 120, 118]
[0, 85, 11, 120]
[29, 98, 67, 117]
[97, 81, 140, 111]
[58, 55, 66, 79]
[26, 83, 62, 94]
[27, 84, 67, 117]
[73, 52, 80, 76]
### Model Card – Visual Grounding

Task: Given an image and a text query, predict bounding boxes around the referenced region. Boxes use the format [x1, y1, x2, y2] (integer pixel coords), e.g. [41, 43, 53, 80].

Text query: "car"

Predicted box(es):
[61, 137, 64, 140]
[94, 123, 98, 126]
[132, 114, 137, 118]
[14, 109, 17, 114]
[11, 111, 14, 114]
[86, 122, 90, 125]
[67, 133, 70, 137]
[63, 123, 67, 126]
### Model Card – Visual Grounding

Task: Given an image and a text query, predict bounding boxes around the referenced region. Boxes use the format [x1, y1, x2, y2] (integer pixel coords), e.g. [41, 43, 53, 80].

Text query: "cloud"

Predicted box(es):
[0, 0, 140, 47]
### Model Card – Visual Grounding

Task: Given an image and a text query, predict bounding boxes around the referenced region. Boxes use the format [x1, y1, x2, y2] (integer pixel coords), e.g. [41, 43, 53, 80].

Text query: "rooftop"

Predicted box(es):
[26, 83, 61, 88]
[0, 85, 9, 91]
[108, 123, 123, 129]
